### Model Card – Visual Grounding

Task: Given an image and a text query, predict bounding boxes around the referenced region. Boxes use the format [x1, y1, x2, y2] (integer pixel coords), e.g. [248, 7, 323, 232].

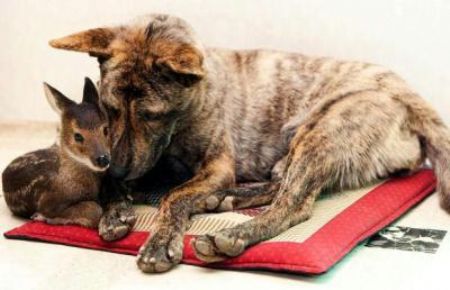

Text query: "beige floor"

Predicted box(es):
[0, 121, 449, 290]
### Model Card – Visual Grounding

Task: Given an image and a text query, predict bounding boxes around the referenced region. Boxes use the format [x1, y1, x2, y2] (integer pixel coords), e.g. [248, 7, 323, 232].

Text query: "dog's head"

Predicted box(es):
[50, 14, 205, 180]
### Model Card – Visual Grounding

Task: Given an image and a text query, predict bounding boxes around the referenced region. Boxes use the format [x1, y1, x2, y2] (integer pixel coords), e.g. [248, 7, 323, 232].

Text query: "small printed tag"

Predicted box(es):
[366, 226, 447, 254]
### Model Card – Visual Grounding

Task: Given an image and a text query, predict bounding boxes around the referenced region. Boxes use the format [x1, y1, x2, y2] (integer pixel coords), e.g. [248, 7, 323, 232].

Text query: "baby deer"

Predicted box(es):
[2, 78, 110, 228]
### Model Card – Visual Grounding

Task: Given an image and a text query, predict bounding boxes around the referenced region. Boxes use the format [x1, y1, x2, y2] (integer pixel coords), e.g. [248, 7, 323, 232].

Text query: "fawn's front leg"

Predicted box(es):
[136, 150, 235, 273]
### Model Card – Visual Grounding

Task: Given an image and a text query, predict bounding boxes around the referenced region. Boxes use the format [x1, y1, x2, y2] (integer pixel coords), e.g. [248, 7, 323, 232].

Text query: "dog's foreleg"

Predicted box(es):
[136, 148, 235, 273]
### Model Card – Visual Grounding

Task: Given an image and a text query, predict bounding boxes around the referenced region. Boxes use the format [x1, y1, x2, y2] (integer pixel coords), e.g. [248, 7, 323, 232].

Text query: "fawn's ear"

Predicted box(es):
[43, 83, 75, 115]
[82, 77, 99, 105]
[49, 27, 118, 57]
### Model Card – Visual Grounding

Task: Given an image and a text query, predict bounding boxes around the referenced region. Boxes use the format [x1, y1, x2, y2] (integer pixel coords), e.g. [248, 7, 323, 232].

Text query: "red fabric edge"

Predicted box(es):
[4, 170, 436, 275]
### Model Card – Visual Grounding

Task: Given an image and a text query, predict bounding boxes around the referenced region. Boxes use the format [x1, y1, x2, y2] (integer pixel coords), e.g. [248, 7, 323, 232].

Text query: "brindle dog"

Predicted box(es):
[49, 14, 450, 273]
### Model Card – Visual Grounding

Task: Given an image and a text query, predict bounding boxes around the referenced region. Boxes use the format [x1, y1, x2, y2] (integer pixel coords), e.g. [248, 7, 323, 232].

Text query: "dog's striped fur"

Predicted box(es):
[50, 14, 450, 272]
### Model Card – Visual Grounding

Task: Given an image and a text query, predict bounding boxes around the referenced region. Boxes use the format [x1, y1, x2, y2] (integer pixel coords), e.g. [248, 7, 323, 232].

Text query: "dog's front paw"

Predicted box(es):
[137, 229, 184, 273]
[98, 202, 136, 241]
[192, 228, 247, 263]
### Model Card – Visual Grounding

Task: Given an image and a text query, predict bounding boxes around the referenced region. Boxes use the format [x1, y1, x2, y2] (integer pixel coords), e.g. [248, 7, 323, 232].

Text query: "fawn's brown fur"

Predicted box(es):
[2, 78, 110, 228]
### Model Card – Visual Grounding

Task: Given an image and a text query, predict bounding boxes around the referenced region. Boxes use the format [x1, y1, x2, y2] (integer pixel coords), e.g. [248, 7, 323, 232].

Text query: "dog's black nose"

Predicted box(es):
[109, 164, 129, 178]
[96, 155, 110, 168]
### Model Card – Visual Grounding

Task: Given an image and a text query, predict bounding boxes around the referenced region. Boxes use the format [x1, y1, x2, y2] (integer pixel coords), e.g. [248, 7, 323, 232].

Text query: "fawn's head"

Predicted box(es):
[44, 78, 111, 171]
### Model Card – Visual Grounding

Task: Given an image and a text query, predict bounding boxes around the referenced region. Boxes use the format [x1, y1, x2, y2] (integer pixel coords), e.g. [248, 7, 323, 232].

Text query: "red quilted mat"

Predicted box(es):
[4, 170, 436, 274]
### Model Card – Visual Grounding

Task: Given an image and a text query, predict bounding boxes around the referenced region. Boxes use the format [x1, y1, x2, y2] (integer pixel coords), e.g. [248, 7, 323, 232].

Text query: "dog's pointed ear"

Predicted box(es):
[82, 77, 99, 105]
[43, 82, 75, 115]
[49, 27, 118, 56]
[155, 45, 205, 86]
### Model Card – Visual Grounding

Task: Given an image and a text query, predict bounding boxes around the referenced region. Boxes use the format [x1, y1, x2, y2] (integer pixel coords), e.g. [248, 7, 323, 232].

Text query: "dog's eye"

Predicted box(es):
[74, 133, 84, 143]
[106, 106, 120, 119]
[121, 86, 144, 98]
[139, 111, 162, 122]
[101, 101, 121, 120]
[103, 126, 109, 136]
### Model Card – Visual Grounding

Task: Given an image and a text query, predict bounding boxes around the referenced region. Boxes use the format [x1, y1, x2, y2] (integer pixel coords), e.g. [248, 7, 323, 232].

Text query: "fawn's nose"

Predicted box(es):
[96, 155, 110, 168]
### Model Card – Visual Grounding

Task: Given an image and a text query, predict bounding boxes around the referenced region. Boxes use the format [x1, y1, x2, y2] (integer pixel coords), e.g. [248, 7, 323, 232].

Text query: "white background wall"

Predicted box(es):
[0, 0, 449, 123]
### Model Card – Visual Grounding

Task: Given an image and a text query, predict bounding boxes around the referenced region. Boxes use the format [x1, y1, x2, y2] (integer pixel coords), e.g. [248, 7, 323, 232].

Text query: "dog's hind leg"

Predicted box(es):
[200, 157, 288, 212]
[193, 91, 424, 262]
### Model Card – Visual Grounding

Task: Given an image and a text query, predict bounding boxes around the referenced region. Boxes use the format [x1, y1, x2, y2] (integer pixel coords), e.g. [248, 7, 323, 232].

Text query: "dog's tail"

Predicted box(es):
[403, 93, 450, 212]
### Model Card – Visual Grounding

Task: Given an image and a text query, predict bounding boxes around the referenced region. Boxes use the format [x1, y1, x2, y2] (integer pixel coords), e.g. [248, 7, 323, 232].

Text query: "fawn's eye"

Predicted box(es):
[103, 126, 109, 136]
[74, 133, 84, 143]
